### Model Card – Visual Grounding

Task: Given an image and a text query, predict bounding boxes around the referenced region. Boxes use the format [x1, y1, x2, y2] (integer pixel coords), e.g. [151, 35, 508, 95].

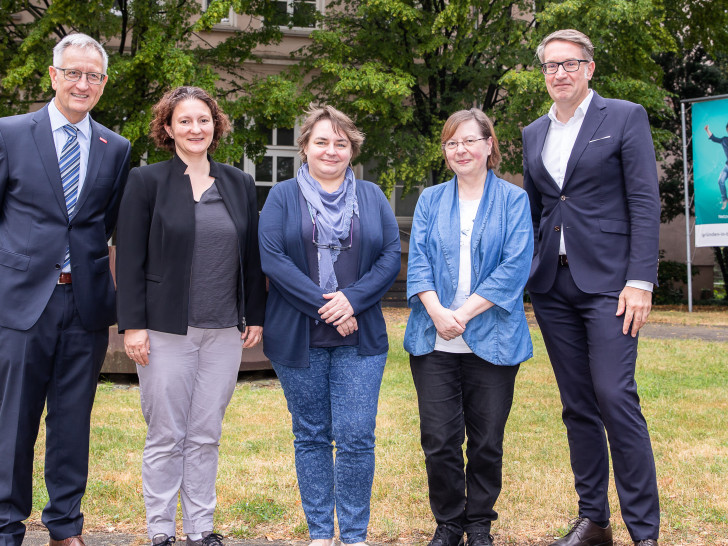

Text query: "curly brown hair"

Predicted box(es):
[150, 86, 232, 153]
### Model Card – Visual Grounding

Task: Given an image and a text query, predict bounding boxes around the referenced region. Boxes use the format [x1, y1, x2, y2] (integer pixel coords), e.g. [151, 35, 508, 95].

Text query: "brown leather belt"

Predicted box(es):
[558, 255, 569, 267]
[57, 272, 72, 284]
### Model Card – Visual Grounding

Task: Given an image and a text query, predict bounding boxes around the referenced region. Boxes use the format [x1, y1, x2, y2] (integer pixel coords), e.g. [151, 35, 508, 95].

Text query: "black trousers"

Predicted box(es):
[0, 284, 108, 546]
[529, 265, 660, 542]
[410, 351, 519, 534]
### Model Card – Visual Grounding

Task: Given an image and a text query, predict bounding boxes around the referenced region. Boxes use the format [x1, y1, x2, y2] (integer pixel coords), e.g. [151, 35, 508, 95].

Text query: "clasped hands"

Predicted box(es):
[429, 305, 468, 341]
[318, 291, 358, 337]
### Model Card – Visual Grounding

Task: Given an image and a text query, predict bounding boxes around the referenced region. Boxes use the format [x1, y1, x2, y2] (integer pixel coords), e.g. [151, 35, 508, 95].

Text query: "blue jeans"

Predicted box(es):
[718, 164, 728, 202]
[273, 346, 387, 543]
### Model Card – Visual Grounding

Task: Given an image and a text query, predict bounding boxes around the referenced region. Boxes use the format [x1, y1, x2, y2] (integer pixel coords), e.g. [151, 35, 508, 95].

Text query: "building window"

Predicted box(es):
[269, 0, 319, 28]
[201, 0, 234, 26]
[236, 127, 300, 211]
[392, 185, 421, 218]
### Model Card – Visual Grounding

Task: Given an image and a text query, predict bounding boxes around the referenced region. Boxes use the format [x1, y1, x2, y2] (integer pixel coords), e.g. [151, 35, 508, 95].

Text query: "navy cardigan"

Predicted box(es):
[259, 178, 401, 367]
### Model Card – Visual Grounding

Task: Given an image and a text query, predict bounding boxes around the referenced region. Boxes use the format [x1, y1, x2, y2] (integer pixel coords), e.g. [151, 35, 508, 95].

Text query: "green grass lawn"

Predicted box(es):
[30, 309, 728, 545]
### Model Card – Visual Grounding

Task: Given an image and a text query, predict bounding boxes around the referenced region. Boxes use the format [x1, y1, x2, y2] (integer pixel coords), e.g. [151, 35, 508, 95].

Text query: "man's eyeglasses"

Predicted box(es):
[442, 137, 487, 151]
[54, 67, 106, 85]
[312, 217, 353, 251]
[540, 60, 590, 75]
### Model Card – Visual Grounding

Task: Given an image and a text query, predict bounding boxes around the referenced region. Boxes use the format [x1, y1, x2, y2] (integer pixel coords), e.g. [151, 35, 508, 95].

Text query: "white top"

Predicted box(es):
[435, 197, 480, 353]
[541, 90, 652, 292]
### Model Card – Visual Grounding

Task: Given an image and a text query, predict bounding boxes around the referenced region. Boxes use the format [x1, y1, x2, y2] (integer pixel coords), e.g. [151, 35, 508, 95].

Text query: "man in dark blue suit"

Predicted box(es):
[522, 29, 660, 546]
[0, 34, 130, 546]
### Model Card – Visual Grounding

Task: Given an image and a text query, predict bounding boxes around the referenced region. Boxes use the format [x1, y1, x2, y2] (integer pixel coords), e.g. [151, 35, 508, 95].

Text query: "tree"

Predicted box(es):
[653, 0, 728, 289]
[295, 0, 674, 195]
[0, 0, 309, 166]
[297, 0, 537, 195]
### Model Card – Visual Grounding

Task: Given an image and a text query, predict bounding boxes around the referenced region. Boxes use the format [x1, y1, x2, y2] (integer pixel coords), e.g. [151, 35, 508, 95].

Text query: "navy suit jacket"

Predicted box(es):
[0, 104, 131, 331]
[522, 92, 660, 294]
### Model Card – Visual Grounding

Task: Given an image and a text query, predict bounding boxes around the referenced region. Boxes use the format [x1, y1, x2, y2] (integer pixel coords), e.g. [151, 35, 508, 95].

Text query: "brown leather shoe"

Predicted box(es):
[634, 541, 658, 546]
[549, 518, 613, 546]
[49, 536, 86, 546]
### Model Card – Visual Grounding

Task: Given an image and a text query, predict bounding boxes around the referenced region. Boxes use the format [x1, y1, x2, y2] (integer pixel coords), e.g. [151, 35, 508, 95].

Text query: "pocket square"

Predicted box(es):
[589, 135, 611, 143]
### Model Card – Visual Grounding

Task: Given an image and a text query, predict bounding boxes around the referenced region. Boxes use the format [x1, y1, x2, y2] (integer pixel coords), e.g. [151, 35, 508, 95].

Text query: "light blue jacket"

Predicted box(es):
[404, 170, 534, 365]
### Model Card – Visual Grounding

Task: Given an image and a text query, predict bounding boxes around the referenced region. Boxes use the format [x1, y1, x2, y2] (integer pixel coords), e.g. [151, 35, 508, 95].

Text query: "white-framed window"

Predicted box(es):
[236, 127, 301, 210]
[269, 0, 322, 30]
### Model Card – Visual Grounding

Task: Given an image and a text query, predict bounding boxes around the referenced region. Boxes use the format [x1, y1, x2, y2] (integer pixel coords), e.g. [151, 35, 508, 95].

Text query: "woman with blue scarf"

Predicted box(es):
[259, 105, 401, 546]
[405, 110, 533, 546]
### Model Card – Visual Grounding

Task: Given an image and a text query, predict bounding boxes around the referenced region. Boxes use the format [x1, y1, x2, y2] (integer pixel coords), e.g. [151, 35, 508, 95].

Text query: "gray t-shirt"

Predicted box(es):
[188, 182, 240, 328]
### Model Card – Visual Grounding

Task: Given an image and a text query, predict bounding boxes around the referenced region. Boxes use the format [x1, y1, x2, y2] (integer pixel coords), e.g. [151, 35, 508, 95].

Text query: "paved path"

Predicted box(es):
[638, 322, 728, 341]
[526, 318, 728, 342]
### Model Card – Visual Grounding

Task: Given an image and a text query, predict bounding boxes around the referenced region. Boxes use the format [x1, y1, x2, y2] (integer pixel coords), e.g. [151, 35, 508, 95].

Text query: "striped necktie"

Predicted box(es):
[60, 124, 80, 269]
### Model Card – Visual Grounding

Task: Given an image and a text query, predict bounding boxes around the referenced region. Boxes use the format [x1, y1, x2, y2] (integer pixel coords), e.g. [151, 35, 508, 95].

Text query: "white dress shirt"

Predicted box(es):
[49, 99, 92, 272]
[541, 90, 652, 292]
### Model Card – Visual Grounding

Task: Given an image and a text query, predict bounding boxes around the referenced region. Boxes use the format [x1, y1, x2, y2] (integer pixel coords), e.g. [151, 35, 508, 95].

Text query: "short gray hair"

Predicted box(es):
[536, 29, 594, 63]
[53, 34, 109, 73]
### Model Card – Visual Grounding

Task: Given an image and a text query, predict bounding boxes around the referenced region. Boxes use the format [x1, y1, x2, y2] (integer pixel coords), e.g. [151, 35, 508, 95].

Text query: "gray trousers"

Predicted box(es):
[137, 327, 242, 538]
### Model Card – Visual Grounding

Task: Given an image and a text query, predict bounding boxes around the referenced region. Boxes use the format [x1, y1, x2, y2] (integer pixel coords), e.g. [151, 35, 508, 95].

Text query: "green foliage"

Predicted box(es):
[297, 0, 536, 194]
[499, 0, 674, 172]
[0, 0, 306, 166]
[654, 251, 696, 305]
[293, 0, 677, 192]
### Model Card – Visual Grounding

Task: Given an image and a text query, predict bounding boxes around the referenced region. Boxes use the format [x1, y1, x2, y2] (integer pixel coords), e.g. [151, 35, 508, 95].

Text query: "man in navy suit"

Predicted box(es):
[0, 34, 130, 546]
[522, 29, 660, 546]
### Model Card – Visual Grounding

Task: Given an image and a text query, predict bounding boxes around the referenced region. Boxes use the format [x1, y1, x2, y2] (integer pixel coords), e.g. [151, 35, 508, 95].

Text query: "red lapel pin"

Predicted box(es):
[99, 137, 108, 144]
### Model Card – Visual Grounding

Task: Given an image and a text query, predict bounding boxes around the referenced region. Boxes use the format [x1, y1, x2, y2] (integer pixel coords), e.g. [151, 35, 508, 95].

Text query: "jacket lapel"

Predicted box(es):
[31, 106, 68, 216]
[74, 118, 108, 215]
[215, 159, 249, 246]
[563, 92, 607, 189]
[469, 170, 496, 281]
[532, 116, 561, 192]
[436, 177, 461, 291]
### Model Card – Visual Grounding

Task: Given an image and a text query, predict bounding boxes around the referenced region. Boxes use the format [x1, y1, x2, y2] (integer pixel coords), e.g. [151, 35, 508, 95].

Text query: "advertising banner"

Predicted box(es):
[692, 98, 728, 247]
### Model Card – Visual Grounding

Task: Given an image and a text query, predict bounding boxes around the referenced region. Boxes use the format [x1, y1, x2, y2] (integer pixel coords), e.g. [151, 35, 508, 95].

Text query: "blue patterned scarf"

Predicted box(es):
[297, 163, 358, 292]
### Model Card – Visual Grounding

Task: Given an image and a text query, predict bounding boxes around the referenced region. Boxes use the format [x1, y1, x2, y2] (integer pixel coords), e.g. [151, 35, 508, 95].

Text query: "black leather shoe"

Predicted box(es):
[428, 525, 464, 546]
[634, 541, 658, 546]
[549, 518, 613, 546]
[466, 532, 493, 546]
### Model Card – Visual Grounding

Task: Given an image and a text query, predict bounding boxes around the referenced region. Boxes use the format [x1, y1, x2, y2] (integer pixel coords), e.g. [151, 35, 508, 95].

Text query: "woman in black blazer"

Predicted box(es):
[116, 87, 265, 546]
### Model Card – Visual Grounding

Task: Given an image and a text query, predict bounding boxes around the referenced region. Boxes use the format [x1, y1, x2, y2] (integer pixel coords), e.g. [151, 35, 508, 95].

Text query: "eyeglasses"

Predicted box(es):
[540, 60, 590, 75]
[312, 217, 353, 251]
[442, 137, 487, 151]
[54, 67, 106, 85]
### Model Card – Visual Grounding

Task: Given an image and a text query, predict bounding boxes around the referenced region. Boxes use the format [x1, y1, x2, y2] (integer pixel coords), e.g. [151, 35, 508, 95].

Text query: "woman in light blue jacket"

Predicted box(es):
[404, 109, 533, 546]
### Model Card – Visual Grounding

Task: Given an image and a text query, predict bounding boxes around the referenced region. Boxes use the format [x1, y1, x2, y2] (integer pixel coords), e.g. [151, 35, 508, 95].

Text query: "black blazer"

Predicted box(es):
[0, 105, 131, 331]
[115, 154, 265, 334]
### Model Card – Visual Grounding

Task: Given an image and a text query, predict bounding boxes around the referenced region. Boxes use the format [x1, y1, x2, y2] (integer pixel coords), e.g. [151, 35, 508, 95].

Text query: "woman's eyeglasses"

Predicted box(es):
[312, 217, 353, 251]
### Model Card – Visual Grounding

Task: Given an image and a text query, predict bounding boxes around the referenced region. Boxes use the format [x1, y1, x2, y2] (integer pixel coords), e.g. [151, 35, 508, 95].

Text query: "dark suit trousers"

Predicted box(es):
[529, 265, 659, 541]
[0, 284, 108, 545]
[410, 351, 519, 534]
